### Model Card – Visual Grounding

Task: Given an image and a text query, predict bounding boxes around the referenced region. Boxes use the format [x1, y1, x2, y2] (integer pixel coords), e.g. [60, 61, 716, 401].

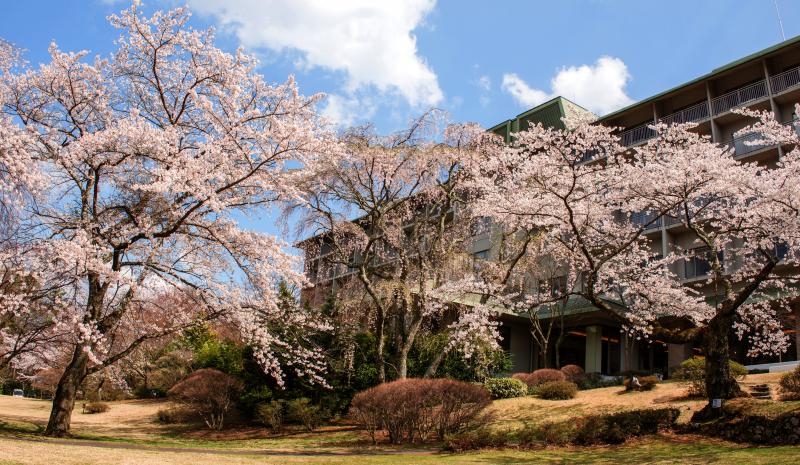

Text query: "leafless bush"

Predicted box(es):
[349, 378, 490, 444]
[167, 368, 242, 430]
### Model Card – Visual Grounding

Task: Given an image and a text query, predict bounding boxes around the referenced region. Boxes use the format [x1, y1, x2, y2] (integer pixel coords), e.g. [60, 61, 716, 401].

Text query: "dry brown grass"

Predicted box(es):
[0, 396, 174, 439]
[0, 437, 328, 465]
[483, 372, 786, 431]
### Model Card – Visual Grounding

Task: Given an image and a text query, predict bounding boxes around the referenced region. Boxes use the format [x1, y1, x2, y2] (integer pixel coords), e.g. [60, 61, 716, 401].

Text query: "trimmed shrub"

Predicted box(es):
[673, 357, 746, 397]
[519, 419, 577, 446]
[514, 369, 566, 391]
[535, 380, 578, 400]
[349, 378, 491, 444]
[443, 429, 511, 452]
[484, 377, 527, 399]
[256, 400, 285, 431]
[156, 406, 195, 424]
[82, 402, 110, 414]
[168, 368, 242, 430]
[560, 364, 585, 383]
[624, 375, 659, 391]
[573, 408, 680, 445]
[446, 407, 680, 450]
[779, 365, 800, 399]
[285, 398, 321, 432]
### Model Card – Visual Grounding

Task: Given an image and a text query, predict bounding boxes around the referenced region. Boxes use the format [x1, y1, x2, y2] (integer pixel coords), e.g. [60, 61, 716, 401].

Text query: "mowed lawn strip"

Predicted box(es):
[1, 435, 800, 465]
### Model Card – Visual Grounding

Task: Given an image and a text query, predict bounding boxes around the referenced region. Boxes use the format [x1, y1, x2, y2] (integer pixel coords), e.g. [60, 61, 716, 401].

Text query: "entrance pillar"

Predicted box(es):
[585, 325, 602, 373]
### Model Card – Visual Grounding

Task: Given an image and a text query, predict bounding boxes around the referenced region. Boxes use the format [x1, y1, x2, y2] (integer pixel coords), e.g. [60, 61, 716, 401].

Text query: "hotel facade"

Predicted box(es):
[303, 37, 800, 376]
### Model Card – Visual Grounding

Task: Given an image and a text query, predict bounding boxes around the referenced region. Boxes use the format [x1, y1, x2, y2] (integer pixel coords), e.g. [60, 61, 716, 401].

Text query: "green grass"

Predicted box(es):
[3, 435, 800, 465]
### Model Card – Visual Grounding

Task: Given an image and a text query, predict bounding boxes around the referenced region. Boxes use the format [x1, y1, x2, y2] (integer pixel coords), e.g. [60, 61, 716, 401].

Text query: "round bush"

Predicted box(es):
[560, 364, 585, 383]
[350, 378, 491, 444]
[484, 377, 527, 399]
[82, 402, 110, 414]
[624, 375, 659, 392]
[513, 368, 566, 391]
[535, 380, 578, 400]
[779, 365, 800, 399]
[673, 357, 746, 397]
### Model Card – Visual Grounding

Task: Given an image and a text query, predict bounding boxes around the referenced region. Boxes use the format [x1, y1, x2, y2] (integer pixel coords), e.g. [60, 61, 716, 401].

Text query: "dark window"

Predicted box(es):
[685, 247, 723, 279]
[499, 325, 512, 352]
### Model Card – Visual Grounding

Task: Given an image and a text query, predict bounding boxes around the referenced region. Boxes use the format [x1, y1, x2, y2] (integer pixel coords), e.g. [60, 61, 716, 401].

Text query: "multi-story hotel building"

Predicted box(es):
[303, 36, 800, 376]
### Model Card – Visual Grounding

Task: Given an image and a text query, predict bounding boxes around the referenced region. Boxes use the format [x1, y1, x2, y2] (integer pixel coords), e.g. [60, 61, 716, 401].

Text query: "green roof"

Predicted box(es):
[488, 96, 589, 142]
[597, 34, 800, 123]
[490, 34, 800, 130]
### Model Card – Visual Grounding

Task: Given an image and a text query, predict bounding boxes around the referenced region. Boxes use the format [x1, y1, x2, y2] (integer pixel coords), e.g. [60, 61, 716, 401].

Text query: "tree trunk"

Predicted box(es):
[45, 346, 90, 437]
[397, 309, 424, 380]
[692, 311, 743, 421]
[554, 331, 565, 369]
[424, 345, 447, 378]
[538, 337, 550, 368]
[375, 307, 386, 383]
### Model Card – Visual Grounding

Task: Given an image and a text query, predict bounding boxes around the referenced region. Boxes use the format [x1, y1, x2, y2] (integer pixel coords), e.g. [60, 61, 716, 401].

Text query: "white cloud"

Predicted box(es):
[189, 0, 443, 108]
[322, 93, 377, 127]
[477, 75, 491, 91]
[502, 56, 634, 115]
[501, 73, 549, 108]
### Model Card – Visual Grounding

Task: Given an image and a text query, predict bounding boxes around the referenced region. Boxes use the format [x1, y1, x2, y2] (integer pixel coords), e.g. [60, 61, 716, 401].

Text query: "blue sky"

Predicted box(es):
[3, 0, 800, 132]
[3, 0, 800, 242]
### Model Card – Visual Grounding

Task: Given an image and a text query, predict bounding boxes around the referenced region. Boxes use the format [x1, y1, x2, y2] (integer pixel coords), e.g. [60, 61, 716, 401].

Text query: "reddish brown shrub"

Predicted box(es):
[168, 368, 242, 430]
[536, 380, 579, 400]
[624, 375, 659, 392]
[349, 378, 491, 444]
[560, 364, 585, 383]
[513, 368, 566, 390]
[779, 365, 800, 399]
[82, 402, 110, 414]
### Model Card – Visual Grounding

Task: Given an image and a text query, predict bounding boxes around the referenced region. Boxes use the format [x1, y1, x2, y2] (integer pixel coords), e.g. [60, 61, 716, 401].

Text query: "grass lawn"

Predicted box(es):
[0, 434, 798, 465]
[0, 373, 797, 464]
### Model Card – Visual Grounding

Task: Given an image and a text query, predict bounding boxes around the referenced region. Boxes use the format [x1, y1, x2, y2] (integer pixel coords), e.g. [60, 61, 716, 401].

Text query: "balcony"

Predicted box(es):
[577, 148, 603, 164]
[631, 211, 662, 230]
[785, 119, 800, 137]
[728, 131, 772, 157]
[659, 101, 711, 126]
[619, 123, 657, 147]
[664, 214, 684, 228]
[711, 79, 768, 116]
[770, 65, 800, 94]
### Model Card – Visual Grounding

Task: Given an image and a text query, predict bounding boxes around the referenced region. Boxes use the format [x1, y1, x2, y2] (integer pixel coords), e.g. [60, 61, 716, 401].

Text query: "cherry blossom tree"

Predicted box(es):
[465, 113, 800, 416]
[293, 114, 498, 381]
[0, 4, 335, 436]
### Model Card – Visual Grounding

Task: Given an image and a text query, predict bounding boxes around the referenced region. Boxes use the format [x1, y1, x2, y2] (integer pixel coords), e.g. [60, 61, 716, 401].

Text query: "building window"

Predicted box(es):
[685, 247, 723, 279]
[774, 241, 789, 261]
[539, 275, 568, 298]
[473, 249, 490, 260]
[470, 217, 492, 237]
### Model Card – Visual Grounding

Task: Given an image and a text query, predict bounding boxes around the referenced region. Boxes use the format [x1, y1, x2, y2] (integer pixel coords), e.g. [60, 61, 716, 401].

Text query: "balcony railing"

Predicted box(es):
[619, 123, 657, 146]
[711, 79, 768, 116]
[612, 68, 800, 150]
[578, 148, 603, 164]
[785, 119, 800, 138]
[664, 215, 683, 227]
[659, 101, 711, 125]
[728, 131, 772, 157]
[770, 65, 800, 94]
[631, 211, 662, 230]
